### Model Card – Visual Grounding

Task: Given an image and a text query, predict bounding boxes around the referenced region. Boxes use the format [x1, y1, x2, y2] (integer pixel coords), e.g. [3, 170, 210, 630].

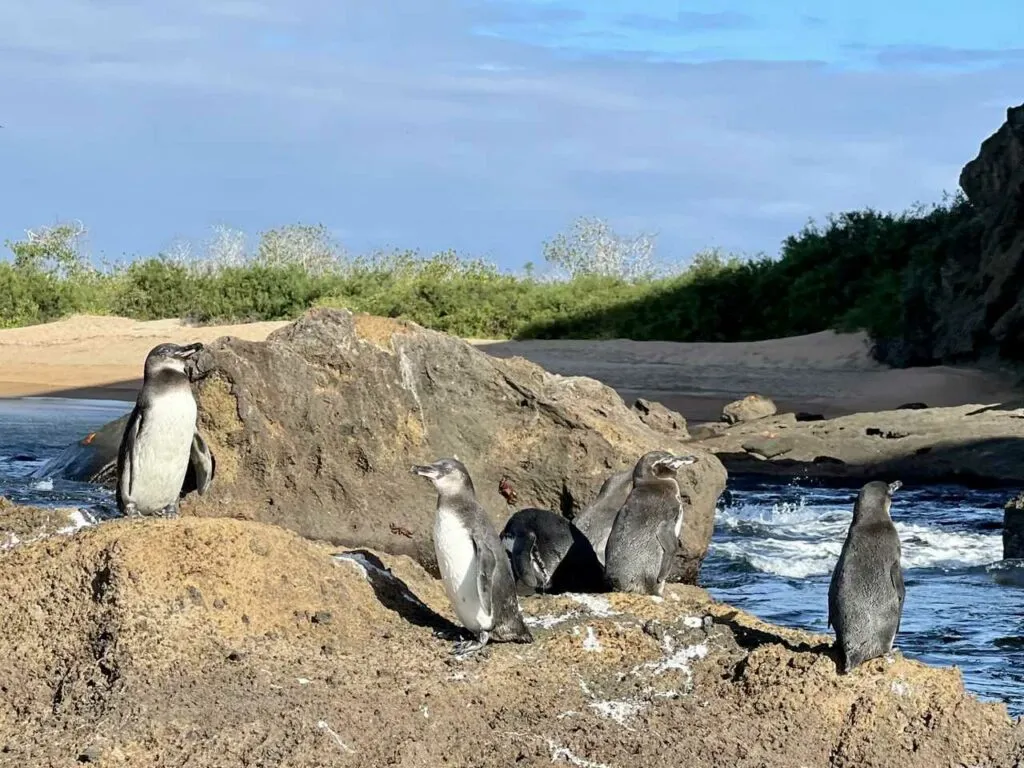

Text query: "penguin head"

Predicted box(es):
[411, 457, 474, 497]
[632, 450, 697, 481]
[853, 479, 901, 521]
[144, 342, 204, 379]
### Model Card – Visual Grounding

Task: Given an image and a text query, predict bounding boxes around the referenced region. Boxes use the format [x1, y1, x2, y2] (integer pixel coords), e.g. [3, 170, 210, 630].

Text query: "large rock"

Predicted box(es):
[957, 104, 1024, 360]
[181, 309, 726, 582]
[721, 394, 777, 424]
[0, 516, 1018, 767]
[692, 402, 1024, 486]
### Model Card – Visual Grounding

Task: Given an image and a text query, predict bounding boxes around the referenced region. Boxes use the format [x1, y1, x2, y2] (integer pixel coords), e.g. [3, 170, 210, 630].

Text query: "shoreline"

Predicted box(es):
[1, 315, 1020, 424]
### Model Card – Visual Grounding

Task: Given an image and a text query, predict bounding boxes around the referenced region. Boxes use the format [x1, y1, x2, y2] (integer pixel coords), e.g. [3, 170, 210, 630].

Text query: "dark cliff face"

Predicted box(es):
[870, 104, 1024, 368]
[958, 104, 1024, 360]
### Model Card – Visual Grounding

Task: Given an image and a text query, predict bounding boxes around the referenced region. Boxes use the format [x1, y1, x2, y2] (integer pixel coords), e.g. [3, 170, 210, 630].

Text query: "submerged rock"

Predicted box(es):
[181, 309, 726, 583]
[0, 516, 1017, 767]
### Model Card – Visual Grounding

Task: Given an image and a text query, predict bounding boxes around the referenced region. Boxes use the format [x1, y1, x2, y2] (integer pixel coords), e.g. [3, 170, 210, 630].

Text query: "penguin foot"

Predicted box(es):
[157, 504, 180, 518]
[123, 502, 142, 518]
[451, 631, 490, 657]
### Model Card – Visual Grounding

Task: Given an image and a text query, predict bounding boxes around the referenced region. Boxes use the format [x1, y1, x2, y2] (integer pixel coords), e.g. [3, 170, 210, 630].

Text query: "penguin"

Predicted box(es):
[411, 458, 533, 654]
[573, 469, 634, 566]
[828, 479, 905, 673]
[499, 507, 605, 596]
[604, 451, 697, 595]
[116, 342, 211, 518]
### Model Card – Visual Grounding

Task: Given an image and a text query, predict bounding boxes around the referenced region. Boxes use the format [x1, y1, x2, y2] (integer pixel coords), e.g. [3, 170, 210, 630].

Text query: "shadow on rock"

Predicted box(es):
[716, 609, 831, 656]
[333, 549, 465, 640]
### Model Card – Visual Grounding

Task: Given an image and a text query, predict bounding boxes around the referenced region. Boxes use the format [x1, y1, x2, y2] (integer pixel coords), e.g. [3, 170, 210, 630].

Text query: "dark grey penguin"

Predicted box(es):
[411, 458, 533, 654]
[828, 479, 905, 673]
[573, 469, 634, 566]
[116, 342, 212, 518]
[604, 451, 697, 595]
[499, 508, 605, 596]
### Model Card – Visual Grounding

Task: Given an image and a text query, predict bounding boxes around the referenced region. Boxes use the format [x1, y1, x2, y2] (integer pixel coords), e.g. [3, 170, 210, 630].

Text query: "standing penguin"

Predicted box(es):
[573, 469, 633, 566]
[828, 480, 905, 673]
[499, 507, 604, 595]
[604, 451, 697, 595]
[116, 342, 212, 518]
[411, 458, 533, 654]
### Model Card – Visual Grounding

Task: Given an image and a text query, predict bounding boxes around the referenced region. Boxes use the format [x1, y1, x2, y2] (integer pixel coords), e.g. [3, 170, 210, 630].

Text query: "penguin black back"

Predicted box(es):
[828, 480, 905, 673]
[500, 508, 605, 595]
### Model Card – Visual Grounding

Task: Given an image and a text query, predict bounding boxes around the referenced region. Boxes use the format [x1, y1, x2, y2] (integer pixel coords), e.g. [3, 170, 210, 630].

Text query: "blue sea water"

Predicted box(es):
[2, 398, 1021, 715]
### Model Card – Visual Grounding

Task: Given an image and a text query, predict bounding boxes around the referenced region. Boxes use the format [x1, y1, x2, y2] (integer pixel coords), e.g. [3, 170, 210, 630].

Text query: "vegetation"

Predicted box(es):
[0, 196, 979, 363]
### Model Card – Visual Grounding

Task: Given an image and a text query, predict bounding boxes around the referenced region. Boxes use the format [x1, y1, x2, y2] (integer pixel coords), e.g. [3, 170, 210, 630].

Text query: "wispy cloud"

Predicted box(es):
[0, 0, 1019, 266]
[616, 11, 756, 33]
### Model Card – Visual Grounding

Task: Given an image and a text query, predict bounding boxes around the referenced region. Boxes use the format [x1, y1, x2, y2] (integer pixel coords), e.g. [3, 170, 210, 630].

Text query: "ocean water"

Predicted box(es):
[2, 399, 1021, 715]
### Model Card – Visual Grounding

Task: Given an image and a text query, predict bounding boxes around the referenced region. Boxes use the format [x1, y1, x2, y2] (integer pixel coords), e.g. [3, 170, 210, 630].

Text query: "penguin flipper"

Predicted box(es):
[891, 559, 905, 636]
[474, 536, 496, 622]
[189, 431, 216, 495]
[116, 406, 143, 512]
[655, 519, 679, 584]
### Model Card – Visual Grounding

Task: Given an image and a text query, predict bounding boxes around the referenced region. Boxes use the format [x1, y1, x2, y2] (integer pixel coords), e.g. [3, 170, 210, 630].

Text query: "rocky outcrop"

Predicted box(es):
[957, 104, 1024, 360]
[632, 397, 688, 438]
[691, 402, 1024, 486]
[0, 516, 1018, 767]
[180, 309, 725, 583]
[1004, 492, 1024, 559]
[879, 103, 1024, 365]
[722, 394, 777, 424]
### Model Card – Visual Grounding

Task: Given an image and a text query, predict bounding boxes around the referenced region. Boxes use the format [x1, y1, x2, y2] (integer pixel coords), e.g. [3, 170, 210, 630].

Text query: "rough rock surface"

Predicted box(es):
[691, 402, 1024, 485]
[181, 309, 726, 583]
[0, 496, 90, 549]
[631, 397, 689, 438]
[1004, 492, 1024, 559]
[722, 394, 777, 424]
[0, 516, 1019, 768]
[955, 103, 1024, 360]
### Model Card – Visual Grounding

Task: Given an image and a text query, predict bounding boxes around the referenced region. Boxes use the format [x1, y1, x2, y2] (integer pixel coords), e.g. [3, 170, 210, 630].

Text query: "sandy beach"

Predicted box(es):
[0, 315, 1019, 422]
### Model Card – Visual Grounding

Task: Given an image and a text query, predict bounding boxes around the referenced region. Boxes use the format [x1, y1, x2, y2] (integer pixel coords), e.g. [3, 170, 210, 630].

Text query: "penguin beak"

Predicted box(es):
[174, 343, 203, 359]
[411, 464, 441, 480]
[887, 480, 902, 495]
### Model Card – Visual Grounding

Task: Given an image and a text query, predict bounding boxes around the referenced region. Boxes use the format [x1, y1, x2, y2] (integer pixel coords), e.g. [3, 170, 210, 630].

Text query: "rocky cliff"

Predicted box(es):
[181, 309, 726, 582]
[0, 517, 1019, 768]
[886, 103, 1024, 366]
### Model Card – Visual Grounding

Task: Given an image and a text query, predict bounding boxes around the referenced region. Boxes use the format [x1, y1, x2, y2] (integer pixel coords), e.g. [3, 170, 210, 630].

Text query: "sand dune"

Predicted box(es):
[0, 315, 1018, 422]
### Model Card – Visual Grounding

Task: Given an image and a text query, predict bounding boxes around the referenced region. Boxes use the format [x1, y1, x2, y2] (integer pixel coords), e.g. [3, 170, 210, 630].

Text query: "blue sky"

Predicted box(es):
[0, 0, 1021, 268]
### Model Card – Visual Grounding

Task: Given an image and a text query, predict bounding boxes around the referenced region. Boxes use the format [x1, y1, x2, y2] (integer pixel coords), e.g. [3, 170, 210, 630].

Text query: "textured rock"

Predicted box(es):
[180, 309, 726, 583]
[0, 516, 1018, 768]
[722, 394, 777, 424]
[694, 403, 1024, 486]
[956, 103, 1024, 360]
[0, 496, 91, 549]
[1004, 492, 1024, 559]
[632, 398, 689, 438]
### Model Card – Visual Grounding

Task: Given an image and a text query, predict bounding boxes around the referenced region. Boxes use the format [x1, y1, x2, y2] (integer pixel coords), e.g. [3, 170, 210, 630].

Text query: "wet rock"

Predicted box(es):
[179, 309, 726, 584]
[1004, 493, 1024, 559]
[0, 516, 1016, 768]
[722, 394, 777, 425]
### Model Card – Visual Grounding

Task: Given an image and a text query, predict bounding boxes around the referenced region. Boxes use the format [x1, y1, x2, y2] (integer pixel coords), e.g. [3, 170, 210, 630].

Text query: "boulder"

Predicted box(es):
[632, 398, 689, 438]
[0, 516, 1017, 767]
[181, 309, 726, 583]
[1004, 492, 1024, 559]
[0, 496, 92, 549]
[721, 394, 777, 424]
[692, 404, 1024, 486]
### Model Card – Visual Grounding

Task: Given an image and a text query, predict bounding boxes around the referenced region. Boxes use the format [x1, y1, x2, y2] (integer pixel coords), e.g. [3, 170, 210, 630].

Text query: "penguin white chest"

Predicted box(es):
[130, 389, 197, 510]
[433, 508, 493, 632]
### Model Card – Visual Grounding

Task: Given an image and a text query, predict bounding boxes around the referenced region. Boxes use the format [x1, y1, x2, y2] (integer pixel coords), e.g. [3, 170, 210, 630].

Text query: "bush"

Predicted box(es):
[0, 205, 978, 365]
